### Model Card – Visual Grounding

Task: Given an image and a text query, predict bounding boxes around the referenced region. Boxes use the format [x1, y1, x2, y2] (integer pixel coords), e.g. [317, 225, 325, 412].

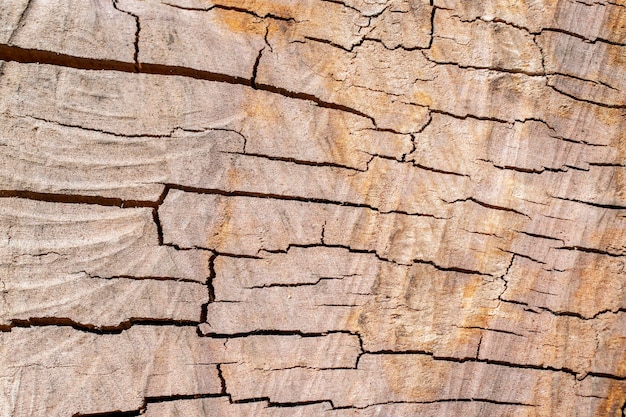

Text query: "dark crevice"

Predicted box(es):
[427, 2, 436, 49]
[0, 44, 375, 123]
[23, 114, 248, 140]
[412, 163, 469, 177]
[212, 4, 296, 22]
[207, 254, 217, 303]
[497, 255, 516, 302]
[73, 394, 230, 417]
[163, 2, 297, 22]
[246, 276, 345, 289]
[264, 242, 408, 267]
[455, 325, 525, 337]
[145, 393, 227, 403]
[0, 317, 199, 334]
[498, 249, 546, 265]
[268, 399, 336, 408]
[412, 258, 493, 277]
[551, 71, 619, 91]
[216, 364, 228, 396]
[200, 329, 360, 339]
[255, 81, 375, 122]
[162, 2, 212, 12]
[232, 397, 335, 409]
[84, 272, 203, 285]
[211, 250, 261, 259]
[72, 409, 141, 417]
[554, 246, 624, 258]
[430, 108, 510, 124]
[319, 0, 361, 14]
[589, 162, 626, 168]
[586, 371, 626, 381]
[486, 162, 566, 174]
[0, 189, 157, 208]
[400, 133, 418, 162]
[362, 349, 586, 377]
[303, 35, 358, 53]
[456, 13, 626, 47]
[445, 197, 531, 218]
[152, 208, 164, 246]
[540, 27, 626, 48]
[163, 183, 442, 218]
[501, 298, 625, 321]
[223, 151, 363, 172]
[546, 81, 626, 109]
[476, 334, 483, 358]
[250, 48, 264, 89]
[199, 253, 218, 325]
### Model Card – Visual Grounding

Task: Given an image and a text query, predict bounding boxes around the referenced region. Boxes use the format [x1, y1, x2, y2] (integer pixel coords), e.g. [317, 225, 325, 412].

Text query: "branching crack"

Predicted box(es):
[250, 47, 264, 89]
[551, 195, 626, 210]
[0, 44, 376, 124]
[161, 183, 443, 218]
[333, 398, 537, 409]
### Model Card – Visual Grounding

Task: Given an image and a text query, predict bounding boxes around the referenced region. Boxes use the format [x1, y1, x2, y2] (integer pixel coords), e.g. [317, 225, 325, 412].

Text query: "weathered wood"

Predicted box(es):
[0, 0, 624, 416]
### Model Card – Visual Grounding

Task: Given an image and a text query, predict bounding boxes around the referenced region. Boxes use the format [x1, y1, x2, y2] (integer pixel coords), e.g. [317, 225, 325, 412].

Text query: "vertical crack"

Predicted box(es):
[199, 253, 218, 327]
[151, 187, 169, 246]
[207, 254, 217, 303]
[497, 254, 515, 303]
[251, 47, 264, 89]
[216, 363, 228, 396]
[152, 210, 163, 245]
[427, 1, 436, 50]
[263, 24, 273, 52]
[476, 334, 483, 359]
[112, 0, 141, 71]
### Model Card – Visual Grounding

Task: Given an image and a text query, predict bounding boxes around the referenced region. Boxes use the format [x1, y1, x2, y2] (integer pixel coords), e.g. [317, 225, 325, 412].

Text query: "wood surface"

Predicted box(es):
[0, 0, 625, 416]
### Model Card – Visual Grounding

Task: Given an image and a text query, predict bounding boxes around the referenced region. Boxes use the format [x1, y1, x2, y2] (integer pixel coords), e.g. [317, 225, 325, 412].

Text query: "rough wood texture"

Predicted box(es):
[0, 0, 625, 416]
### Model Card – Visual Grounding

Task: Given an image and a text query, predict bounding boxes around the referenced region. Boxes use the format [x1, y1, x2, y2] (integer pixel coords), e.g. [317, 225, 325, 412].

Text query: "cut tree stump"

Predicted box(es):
[0, 0, 625, 416]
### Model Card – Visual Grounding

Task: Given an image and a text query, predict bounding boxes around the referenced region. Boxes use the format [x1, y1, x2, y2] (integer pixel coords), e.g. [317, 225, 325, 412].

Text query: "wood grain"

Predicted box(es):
[0, 0, 624, 416]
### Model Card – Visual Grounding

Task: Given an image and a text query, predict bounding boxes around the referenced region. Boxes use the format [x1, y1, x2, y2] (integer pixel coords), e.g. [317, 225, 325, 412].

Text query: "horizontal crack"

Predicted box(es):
[0, 317, 200, 334]
[223, 151, 364, 172]
[333, 398, 537, 409]
[363, 349, 593, 379]
[245, 276, 347, 289]
[0, 44, 375, 123]
[552, 195, 626, 210]
[444, 197, 531, 219]
[0, 189, 156, 208]
[554, 246, 625, 258]
[163, 183, 443, 218]
[82, 272, 204, 285]
[546, 81, 626, 109]
[199, 329, 361, 339]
